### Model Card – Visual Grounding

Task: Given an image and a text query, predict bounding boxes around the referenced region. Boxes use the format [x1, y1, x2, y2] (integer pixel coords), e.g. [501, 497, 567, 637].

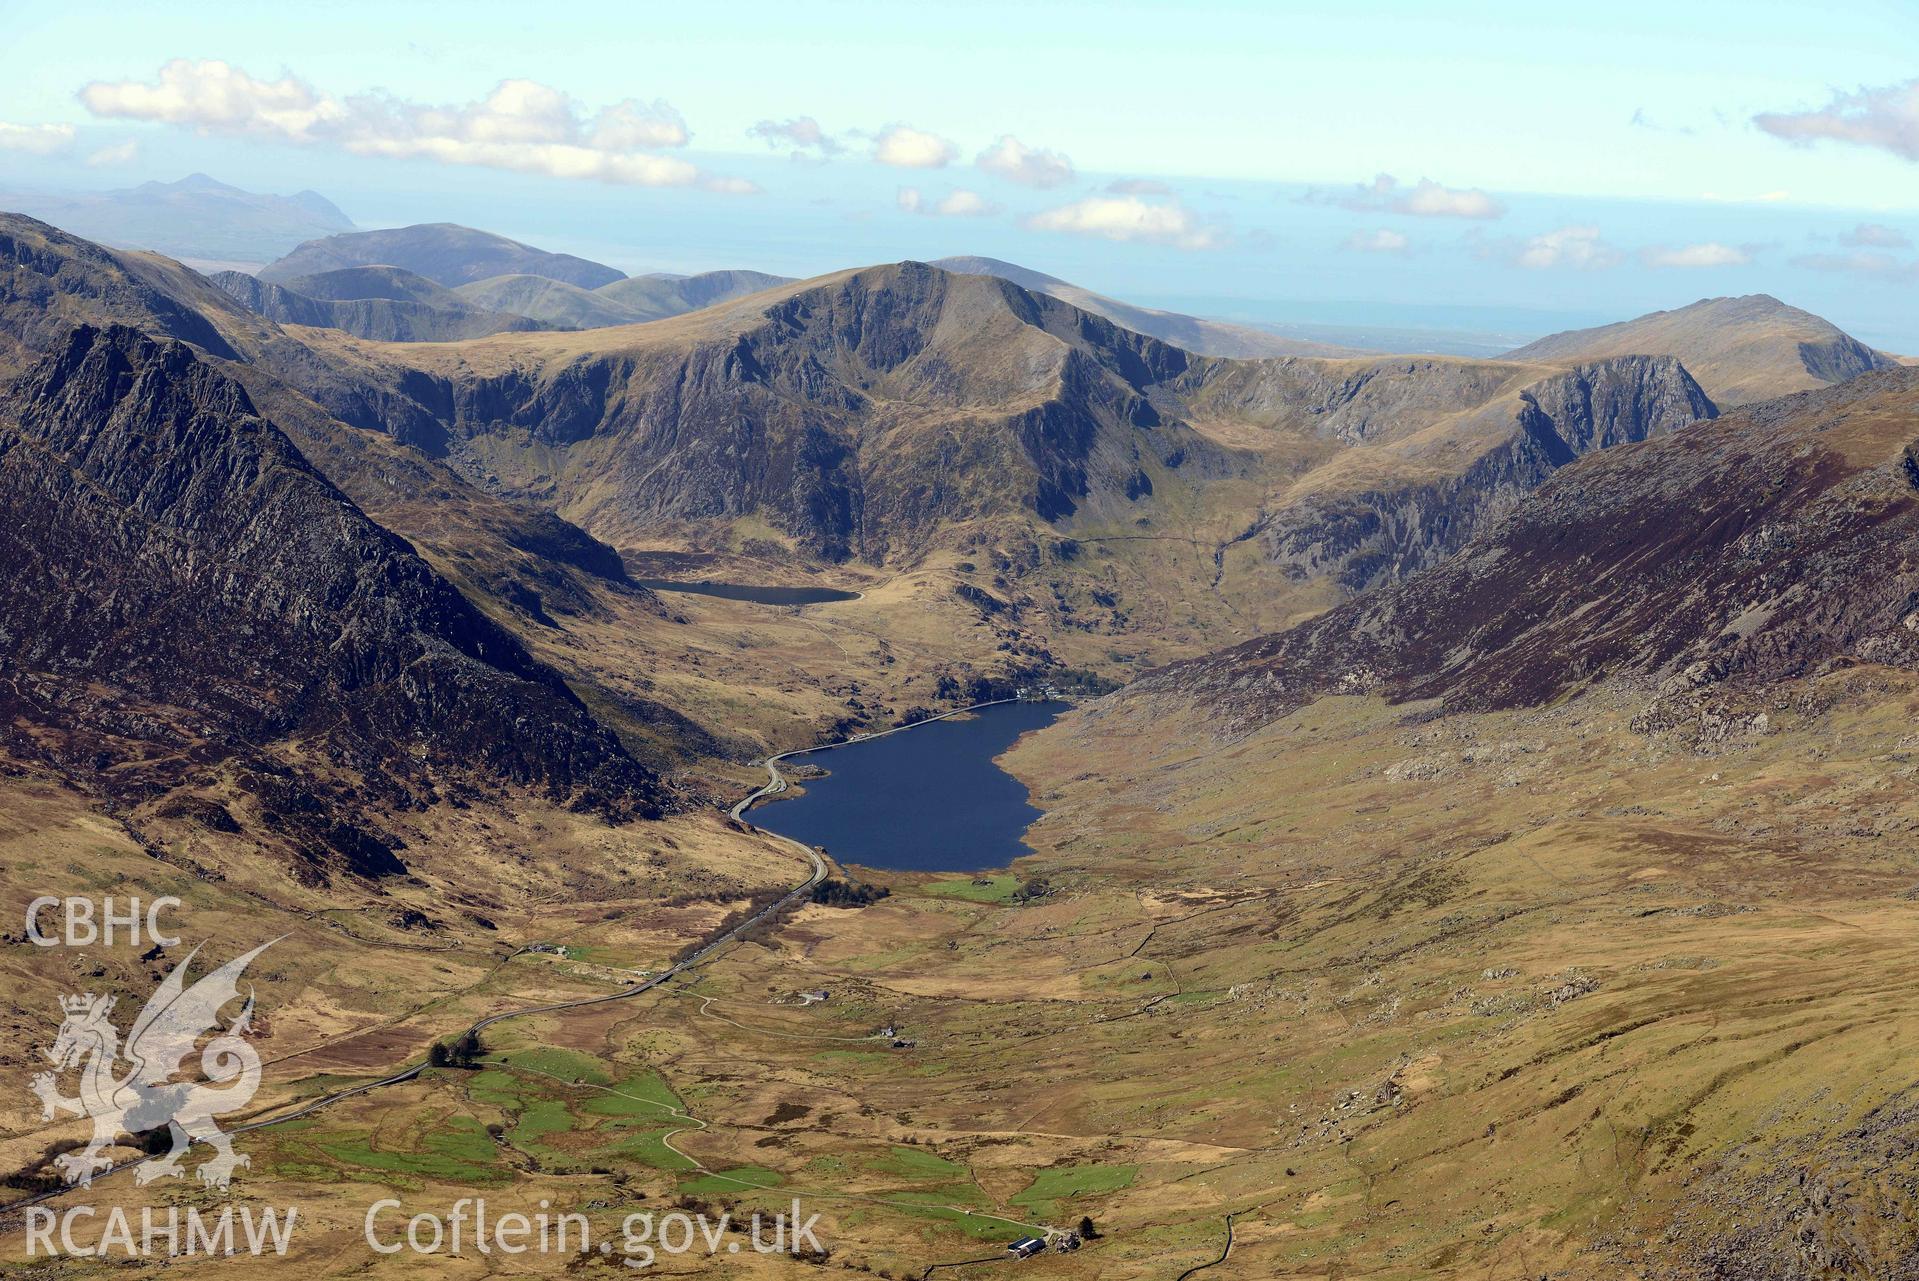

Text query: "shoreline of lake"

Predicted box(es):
[744, 700, 1070, 873]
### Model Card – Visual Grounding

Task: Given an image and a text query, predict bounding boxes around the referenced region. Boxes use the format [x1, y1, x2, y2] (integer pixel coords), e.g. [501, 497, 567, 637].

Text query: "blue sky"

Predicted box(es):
[6, 0, 1919, 347]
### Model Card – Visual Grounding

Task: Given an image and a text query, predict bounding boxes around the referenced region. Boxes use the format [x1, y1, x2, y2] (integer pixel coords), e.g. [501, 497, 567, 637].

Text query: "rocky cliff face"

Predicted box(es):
[1256, 356, 1716, 590]
[1129, 367, 1919, 735]
[0, 327, 661, 866]
[382, 262, 1229, 559]
[346, 266, 1729, 592]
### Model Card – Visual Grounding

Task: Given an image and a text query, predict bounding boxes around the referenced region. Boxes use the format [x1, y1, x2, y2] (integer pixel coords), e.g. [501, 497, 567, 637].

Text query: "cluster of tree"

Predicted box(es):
[427, 1029, 484, 1069]
[1012, 875, 1052, 904]
[672, 887, 786, 962]
[809, 878, 891, 908]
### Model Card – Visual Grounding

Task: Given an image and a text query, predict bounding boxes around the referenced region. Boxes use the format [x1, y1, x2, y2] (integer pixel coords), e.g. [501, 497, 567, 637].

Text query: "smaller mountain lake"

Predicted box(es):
[636, 578, 860, 606]
[750, 700, 1070, 872]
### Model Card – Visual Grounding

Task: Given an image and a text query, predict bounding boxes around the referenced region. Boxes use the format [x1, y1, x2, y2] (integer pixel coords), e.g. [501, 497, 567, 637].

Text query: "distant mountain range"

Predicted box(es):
[217, 223, 793, 338]
[258, 222, 627, 289]
[0, 173, 352, 266]
[0, 204, 1899, 658]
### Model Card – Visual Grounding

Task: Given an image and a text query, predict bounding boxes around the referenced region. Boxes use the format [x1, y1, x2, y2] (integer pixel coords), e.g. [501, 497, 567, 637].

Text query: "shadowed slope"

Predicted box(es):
[0, 326, 662, 831]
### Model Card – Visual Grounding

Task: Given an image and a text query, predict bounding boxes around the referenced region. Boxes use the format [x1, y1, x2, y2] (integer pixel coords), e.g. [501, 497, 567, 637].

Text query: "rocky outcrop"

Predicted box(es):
[1258, 357, 1716, 590]
[0, 326, 661, 830]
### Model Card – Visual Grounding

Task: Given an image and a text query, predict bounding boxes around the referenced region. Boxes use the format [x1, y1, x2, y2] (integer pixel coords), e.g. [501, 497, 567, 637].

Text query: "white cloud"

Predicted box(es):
[1757, 79, 1919, 161]
[1395, 178, 1503, 219]
[1319, 172, 1505, 219]
[85, 139, 140, 167]
[935, 188, 998, 216]
[1024, 195, 1223, 250]
[78, 60, 753, 191]
[1506, 225, 1621, 270]
[1642, 241, 1752, 268]
[871, 124, 957, 168]
[80, 59, 341, 141]
[0, 121, 76, 155]
[975, 134, 1074, 188]
[1842, 222, 1911, 249]
[897, 186, 1000, 217]
[1791, 250, 1919, 281]
[747, 115, 843, 158]
[1344, 228, 1409, 254]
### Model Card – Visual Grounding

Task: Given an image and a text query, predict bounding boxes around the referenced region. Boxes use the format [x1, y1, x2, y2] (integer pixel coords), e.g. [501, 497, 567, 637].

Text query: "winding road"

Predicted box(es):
[2, 801, 828, 1217]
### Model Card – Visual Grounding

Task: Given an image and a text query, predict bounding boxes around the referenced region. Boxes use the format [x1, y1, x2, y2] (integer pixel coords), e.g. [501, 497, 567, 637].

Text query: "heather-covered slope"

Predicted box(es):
[0, 326, 661, 834]
[1129, 366, 1919, 734]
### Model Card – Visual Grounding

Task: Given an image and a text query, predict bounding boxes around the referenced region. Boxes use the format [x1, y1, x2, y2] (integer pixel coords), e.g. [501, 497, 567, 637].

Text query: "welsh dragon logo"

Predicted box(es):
[31, 939, 277, 1189]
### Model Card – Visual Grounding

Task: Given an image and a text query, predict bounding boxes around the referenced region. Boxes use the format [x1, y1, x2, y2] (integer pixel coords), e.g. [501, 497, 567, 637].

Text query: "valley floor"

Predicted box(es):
[9, 662, 1918, 1277]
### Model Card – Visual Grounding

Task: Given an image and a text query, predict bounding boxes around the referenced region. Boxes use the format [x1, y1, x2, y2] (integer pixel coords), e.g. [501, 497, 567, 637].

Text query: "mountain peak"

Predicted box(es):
[1506, 293, 1894, 404]
[174, 172, 243, 192]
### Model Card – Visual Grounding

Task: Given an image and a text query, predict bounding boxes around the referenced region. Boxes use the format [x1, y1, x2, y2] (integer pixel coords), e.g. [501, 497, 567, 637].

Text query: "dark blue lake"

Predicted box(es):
[751, 701, 1069, 872]
[636, 578, 860, 605]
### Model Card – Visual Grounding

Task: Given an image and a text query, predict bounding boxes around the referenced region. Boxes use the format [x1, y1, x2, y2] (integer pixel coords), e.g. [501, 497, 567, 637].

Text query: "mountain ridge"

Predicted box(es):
[933, 253, 1358, 358]
[0, 326, 664, 875]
